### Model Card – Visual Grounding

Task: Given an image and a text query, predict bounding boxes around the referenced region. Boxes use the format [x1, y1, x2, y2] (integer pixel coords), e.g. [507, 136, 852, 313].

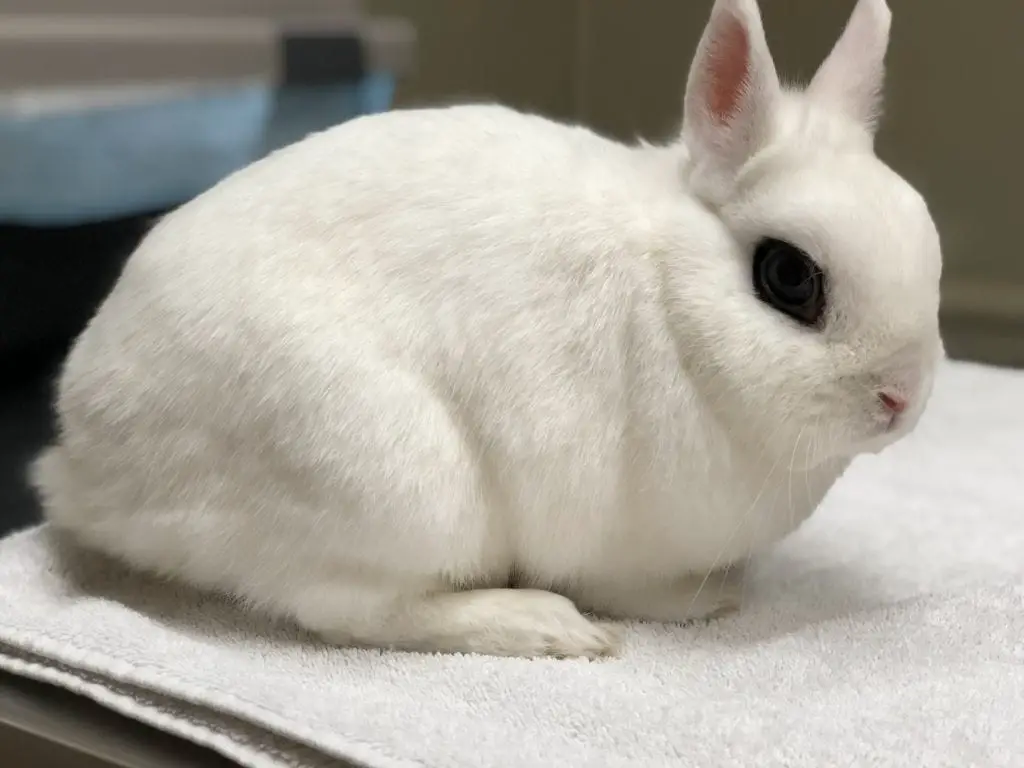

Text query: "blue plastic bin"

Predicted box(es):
[0, 74, 395, 226]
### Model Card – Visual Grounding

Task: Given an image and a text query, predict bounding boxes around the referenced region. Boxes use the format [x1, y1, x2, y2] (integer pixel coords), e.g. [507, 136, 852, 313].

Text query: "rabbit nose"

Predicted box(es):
[877, 390, 908, 415]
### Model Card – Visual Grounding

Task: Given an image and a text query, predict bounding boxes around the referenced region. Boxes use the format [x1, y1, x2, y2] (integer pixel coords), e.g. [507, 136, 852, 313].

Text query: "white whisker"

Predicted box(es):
[787, 428, 805, 534]
[804, 418, 818, 504]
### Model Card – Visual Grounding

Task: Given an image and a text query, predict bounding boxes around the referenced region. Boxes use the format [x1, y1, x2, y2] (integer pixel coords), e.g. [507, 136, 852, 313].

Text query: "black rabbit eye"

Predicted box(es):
[752, 238, 826, 326]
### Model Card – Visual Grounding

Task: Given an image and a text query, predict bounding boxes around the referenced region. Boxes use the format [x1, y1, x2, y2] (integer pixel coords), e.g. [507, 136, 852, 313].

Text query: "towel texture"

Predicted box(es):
[1, 360, 1022, 768]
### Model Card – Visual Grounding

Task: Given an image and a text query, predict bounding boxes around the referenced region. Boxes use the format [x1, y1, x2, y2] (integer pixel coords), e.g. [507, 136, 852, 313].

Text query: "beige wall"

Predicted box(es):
[373, 0, 1024, 366]
[370, 0, 578, 121]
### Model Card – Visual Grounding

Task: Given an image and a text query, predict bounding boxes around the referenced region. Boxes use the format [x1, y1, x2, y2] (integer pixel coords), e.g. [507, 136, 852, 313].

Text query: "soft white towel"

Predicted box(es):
[1, 360, 1022, 768]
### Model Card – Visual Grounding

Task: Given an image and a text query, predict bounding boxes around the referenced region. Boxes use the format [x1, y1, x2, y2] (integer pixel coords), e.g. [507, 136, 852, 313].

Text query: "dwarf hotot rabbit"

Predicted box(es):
[34, 0, 941, 659]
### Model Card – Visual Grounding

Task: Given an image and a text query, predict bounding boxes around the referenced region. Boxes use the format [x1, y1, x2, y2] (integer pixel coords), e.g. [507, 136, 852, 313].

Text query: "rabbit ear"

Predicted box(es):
[682, 0, 780, 190]
[808, 0, 892, 133]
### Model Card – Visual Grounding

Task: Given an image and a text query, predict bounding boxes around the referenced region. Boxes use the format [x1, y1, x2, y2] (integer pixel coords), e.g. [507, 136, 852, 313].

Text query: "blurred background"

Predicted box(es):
[0, 0, 1021, 533]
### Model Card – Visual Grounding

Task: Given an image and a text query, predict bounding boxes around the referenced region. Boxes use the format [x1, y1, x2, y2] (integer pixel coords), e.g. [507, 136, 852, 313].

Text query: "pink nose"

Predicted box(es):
[878, 391, 908, 415]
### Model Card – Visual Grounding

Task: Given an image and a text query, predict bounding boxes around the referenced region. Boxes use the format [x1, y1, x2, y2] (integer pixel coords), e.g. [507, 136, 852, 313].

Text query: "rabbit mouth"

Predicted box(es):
[785, 405, 919, 464]
[855, 409, 921, 455]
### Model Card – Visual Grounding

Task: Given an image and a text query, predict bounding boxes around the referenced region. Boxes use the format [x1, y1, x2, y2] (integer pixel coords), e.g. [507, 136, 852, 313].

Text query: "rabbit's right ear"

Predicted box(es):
[807, 0, 891, 136]
[682, 0, 780, 200]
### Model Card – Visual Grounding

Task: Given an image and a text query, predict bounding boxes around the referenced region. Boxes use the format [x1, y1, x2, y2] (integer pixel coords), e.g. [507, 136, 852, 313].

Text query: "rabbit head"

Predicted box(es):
[672, 0, 943, 467]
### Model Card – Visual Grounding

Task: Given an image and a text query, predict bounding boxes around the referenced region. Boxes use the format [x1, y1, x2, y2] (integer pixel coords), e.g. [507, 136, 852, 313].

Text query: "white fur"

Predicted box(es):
[33, 0, 942, 658]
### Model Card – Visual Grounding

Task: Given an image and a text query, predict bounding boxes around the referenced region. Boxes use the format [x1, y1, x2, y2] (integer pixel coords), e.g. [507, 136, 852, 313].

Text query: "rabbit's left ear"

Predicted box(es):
[682, 0, 781, 198]
[808, 0, 892, 133]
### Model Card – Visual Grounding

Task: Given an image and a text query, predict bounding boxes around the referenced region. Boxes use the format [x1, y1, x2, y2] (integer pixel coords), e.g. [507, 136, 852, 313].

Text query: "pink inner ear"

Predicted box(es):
[706, 15, 751, 124]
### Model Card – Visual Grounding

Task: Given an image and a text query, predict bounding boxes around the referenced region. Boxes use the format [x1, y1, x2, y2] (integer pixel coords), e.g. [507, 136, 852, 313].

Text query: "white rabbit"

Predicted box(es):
[33, 0, 942, 659]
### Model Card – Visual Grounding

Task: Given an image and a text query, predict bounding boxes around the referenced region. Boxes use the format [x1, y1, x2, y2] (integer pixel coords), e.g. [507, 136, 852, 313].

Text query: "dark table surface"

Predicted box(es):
[1, 208, 163, 536]
[0, 349, 59, 538]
